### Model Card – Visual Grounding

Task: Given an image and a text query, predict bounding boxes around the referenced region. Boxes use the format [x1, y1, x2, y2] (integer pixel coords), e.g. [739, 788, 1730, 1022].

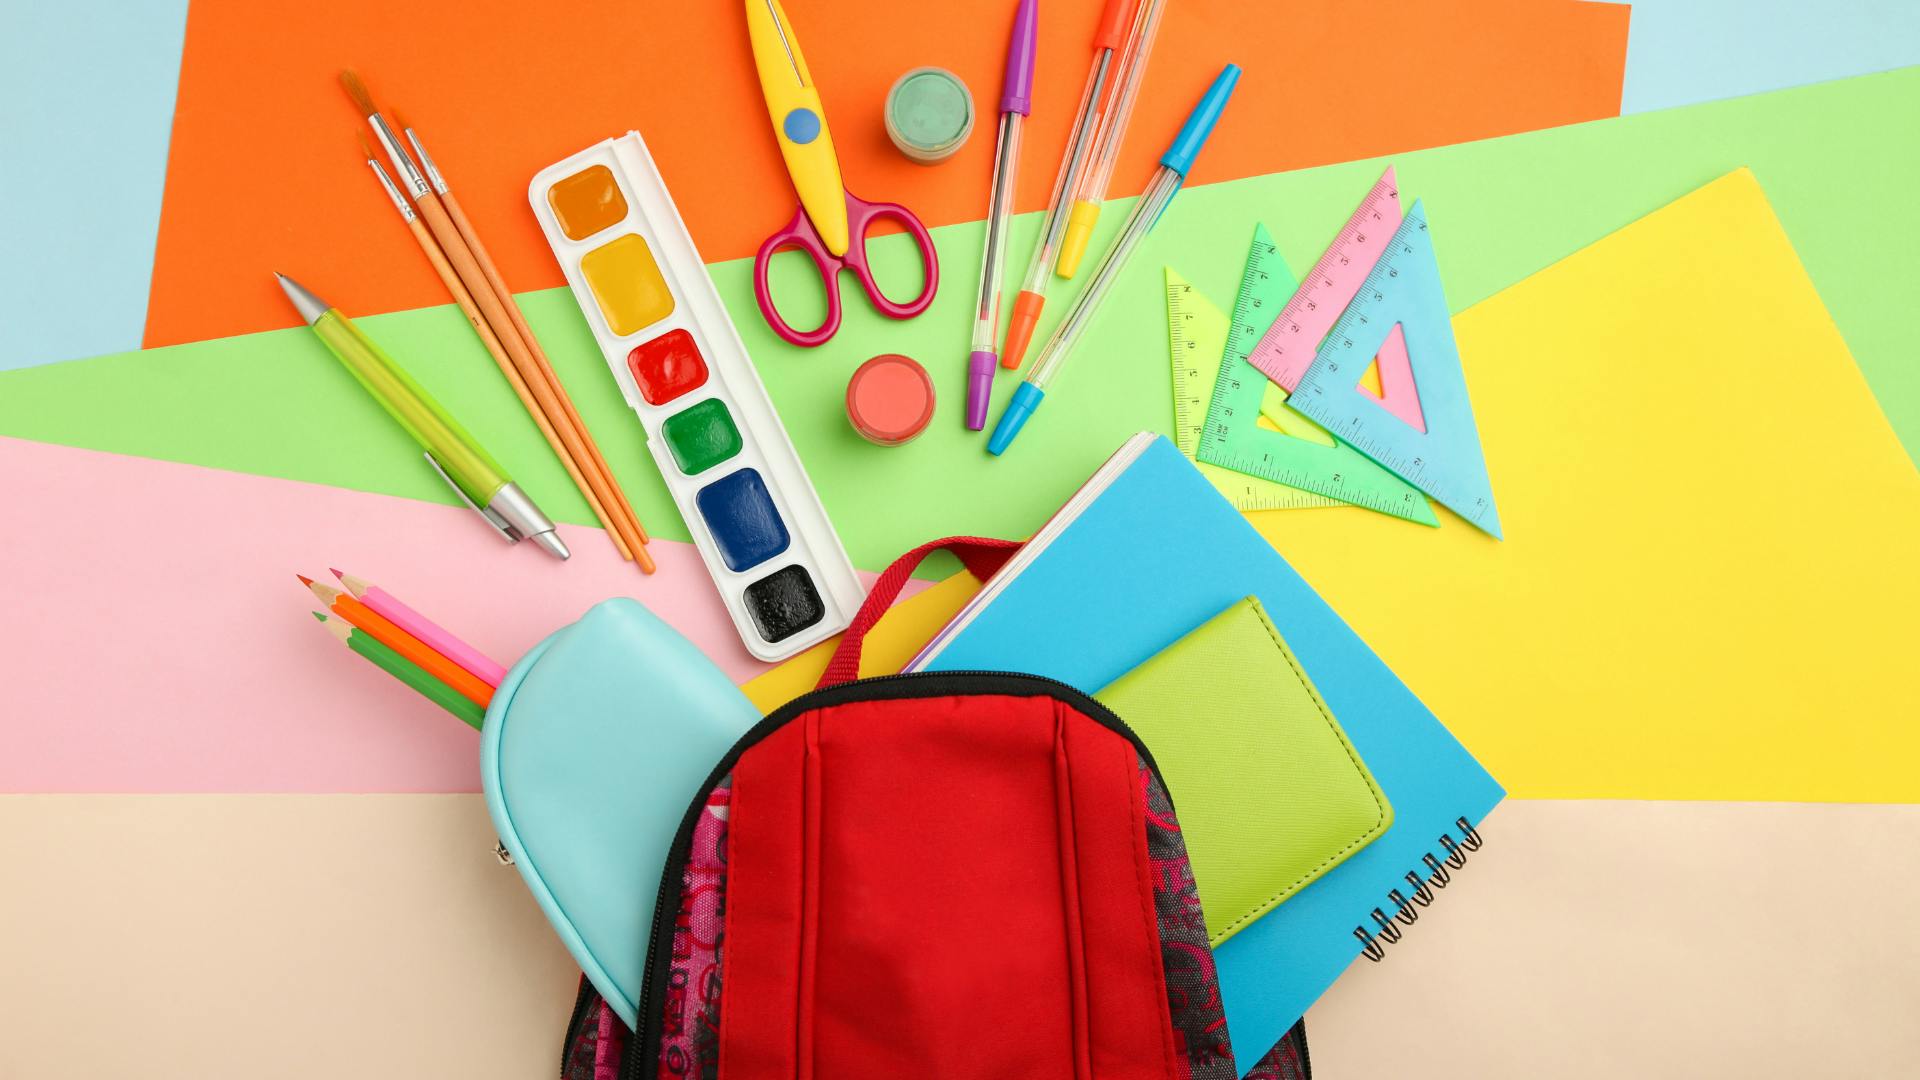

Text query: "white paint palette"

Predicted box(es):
[529, 132, 861, 661]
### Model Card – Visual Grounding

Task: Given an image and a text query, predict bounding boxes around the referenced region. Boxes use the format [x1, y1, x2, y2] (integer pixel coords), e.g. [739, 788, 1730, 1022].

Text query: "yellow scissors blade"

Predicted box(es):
[746, 0, 850, 256]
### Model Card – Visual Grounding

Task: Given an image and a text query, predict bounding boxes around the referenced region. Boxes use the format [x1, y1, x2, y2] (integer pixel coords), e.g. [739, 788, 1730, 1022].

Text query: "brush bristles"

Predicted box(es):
[339, 69, 378, 118]
[356, 131, 378, 161]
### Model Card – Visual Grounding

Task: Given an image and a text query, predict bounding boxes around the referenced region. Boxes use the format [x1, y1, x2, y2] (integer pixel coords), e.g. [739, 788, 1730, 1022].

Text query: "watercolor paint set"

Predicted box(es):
[529, 132, 862, 660]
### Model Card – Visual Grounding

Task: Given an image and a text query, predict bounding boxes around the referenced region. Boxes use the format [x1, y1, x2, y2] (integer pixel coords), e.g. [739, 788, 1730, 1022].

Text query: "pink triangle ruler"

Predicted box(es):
[1246, 168, 1426, 431]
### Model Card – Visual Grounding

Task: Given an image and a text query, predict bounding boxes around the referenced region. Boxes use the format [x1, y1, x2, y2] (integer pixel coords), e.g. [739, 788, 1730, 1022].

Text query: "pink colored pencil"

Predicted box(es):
[331, 569, 508, 687]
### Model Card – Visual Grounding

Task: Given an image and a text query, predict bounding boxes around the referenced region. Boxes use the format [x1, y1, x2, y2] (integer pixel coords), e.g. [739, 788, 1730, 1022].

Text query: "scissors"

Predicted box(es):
[747, 0, 939, 348]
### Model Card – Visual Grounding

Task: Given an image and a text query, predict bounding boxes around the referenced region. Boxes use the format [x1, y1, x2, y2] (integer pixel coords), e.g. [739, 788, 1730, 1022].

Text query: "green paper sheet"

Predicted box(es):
[3, 67, 1916, 573]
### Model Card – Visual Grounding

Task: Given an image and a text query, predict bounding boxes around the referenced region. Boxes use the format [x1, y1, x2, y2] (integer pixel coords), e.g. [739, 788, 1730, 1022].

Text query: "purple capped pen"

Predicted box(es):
[966, 0, 1039, 430]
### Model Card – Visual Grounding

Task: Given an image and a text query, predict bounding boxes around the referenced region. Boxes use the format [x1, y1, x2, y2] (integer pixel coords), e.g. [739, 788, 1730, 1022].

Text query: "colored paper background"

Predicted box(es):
[1255, 170, 1920, 802]
[5, 68, 1915, 582]
[0, 0, 189, 370]
[0, 436, 930, 793]
[7, 796, 1911, 1077]
[735, 171, 1920, 808]
[1305, 799, 1920, 1076]
[1621, 0, 1920, 112]
[7, 0, 1920, 1074]
[138, 0, 1627, 347]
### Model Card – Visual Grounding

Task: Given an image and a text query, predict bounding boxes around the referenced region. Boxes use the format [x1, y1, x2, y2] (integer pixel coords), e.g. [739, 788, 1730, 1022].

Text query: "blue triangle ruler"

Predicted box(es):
[1194, 225, 1437, 526]
[1290, 202, 1503, 538]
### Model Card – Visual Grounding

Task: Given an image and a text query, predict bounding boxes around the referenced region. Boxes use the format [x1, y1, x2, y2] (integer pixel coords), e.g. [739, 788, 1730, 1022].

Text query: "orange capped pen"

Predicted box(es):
[1001, 0, 1134, 372]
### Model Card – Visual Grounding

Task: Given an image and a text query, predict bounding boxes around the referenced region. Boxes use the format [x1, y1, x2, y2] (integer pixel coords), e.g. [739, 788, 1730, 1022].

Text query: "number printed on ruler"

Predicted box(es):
[1244, 168, 1403, 391]
[1289, 203, 1502, 538]
[1191, 227, 1437, 525]
[1165, 266, 1340, 511]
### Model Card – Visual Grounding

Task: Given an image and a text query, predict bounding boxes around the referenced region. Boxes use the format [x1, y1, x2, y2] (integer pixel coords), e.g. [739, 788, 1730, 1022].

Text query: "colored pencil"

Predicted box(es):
[331, 568, 507, 687]
[300, 575, 493, 708]
[356, 136, 634, 563]
[340, 70, 654, 573]
[315, 612, 485, 729]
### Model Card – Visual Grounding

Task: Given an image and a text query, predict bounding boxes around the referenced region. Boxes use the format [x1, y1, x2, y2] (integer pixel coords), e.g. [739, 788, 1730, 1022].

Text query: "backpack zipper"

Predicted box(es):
[557, 976, 598, 1077]
[619, 669, 1170, 1079]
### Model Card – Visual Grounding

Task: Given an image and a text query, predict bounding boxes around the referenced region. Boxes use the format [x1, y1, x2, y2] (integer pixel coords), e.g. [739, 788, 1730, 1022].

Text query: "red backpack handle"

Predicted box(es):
[816, 536, 1022, 690]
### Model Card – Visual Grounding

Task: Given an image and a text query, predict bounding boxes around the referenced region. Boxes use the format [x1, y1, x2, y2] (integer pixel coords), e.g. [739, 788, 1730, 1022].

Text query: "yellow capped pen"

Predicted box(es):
[1057, 0, 1167, 279]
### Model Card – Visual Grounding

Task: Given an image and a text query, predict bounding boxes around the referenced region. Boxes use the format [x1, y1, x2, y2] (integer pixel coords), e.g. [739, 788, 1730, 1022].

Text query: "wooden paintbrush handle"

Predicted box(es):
[415, 195, 655, 572]
[405, 217, 634, 562]
[441, 192, 652, 546]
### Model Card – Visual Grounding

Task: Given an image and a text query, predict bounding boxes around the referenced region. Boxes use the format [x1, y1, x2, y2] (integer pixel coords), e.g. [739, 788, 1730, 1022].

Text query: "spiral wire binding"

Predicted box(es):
[1352, 816, 1483, 962]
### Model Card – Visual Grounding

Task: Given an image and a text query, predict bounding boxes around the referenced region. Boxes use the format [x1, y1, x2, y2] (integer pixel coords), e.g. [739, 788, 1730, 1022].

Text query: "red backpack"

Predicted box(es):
[561, 539, 1311, 1080]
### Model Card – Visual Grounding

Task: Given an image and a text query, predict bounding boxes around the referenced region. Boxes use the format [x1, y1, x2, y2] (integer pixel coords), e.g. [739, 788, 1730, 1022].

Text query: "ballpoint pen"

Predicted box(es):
[966, 0, 1040, 430]
[1054, 0, 1168, 279]
[988, 64, 1240, 456]
[275, 272, 570, 559]
[999, 0, 1132, 372]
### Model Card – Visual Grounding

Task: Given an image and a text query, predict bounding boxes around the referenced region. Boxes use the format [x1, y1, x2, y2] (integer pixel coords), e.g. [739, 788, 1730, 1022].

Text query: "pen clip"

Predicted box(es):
[424, 451, 521, 544]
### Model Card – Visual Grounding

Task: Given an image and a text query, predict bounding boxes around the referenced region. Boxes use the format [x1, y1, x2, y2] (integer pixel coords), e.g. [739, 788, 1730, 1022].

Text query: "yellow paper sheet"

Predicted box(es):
[1255, 169, 1920, 801]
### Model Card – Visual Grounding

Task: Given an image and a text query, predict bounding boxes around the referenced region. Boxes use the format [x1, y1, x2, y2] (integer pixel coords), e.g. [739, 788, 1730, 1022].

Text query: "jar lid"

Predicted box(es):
[884, 68, 975, 164]
[846, 354, 936, 445]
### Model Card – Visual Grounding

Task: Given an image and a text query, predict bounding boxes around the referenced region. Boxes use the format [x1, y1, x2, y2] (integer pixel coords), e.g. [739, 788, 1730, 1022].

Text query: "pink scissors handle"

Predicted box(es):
[752, 191, 940, 349]
[841, 192, 939, 321]
[753, 206, 845, 349]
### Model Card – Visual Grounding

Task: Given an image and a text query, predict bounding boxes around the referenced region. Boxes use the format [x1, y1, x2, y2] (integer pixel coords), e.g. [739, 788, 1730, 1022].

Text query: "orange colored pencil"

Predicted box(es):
[300, 575, 493, 707]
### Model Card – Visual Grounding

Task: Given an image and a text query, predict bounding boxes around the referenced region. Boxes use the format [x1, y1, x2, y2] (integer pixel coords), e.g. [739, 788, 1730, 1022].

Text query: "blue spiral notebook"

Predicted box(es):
[909, 433, 1503, 1071]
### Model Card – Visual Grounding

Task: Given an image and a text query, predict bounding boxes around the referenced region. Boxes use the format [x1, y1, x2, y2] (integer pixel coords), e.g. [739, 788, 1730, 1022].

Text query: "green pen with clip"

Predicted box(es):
[275, 272, 569, 559]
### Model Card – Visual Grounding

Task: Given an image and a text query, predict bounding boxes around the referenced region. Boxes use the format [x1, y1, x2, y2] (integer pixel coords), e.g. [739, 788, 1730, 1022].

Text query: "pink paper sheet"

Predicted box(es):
[0, 437, 892, 793]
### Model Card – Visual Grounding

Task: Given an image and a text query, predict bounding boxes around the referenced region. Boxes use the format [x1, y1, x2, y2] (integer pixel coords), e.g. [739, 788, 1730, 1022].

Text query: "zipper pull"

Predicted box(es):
[493, 840, 514, 866]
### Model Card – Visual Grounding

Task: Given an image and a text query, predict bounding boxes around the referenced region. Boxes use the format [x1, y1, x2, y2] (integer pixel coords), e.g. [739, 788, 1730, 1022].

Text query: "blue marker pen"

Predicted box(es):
[987, 63, 1240, 456]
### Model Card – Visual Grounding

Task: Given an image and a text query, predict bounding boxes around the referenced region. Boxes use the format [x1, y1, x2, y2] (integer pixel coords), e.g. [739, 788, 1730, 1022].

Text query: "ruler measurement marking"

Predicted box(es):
[1288, 205, 1499, 535]
[1192, 227, 1436, 526]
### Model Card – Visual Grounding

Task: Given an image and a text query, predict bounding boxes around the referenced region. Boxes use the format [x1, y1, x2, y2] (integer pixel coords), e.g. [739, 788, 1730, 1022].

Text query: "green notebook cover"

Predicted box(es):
[1097, 596, 1392, 945]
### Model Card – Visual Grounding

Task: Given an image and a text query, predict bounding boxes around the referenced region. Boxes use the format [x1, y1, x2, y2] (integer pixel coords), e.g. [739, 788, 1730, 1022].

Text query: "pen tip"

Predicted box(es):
[311, 611, 327, 622]
[274, 273, 329, 325]
[296, 573, 314, 586]
[329, 568, 345, 580]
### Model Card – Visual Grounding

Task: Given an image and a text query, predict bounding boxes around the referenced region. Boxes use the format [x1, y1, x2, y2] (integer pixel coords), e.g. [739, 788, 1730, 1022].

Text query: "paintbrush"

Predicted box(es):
[357, 134, 634, 563]
[340, 70, 654, 572]
[395, 112, 652, 557]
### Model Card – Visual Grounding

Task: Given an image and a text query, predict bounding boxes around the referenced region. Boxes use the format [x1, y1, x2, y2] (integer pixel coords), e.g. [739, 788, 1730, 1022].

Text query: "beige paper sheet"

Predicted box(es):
[5, 796, 1915, 1077]
[1308, 800, 1920, 1078]
[0, 795, 578, 1078]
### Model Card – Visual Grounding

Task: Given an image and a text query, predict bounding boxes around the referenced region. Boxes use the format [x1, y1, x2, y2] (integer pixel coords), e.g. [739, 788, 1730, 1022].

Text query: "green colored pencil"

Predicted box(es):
[314, 612, 486, 730]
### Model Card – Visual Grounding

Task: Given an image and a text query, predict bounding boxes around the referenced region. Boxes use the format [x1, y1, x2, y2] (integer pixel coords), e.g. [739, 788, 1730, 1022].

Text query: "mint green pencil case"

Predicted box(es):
[479, 598, 760, 1029]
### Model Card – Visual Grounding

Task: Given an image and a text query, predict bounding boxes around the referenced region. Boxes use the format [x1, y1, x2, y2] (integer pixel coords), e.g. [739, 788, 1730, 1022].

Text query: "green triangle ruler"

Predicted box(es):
[1167, 268, 1340, 511]
[1291, 203, 1502, 538]
[1191, 225, 1437, 526]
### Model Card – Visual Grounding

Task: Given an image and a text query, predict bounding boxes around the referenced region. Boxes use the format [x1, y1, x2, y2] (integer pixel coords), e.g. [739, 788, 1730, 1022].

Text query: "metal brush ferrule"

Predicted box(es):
[367, 158, 416, 221]
[404, 128, 449, 195]
[367, 114, 430, 198]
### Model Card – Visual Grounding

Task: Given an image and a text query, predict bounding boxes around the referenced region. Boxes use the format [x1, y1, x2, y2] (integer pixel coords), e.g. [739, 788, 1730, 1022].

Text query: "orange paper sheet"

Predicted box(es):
[144, 0, 1626, 346]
